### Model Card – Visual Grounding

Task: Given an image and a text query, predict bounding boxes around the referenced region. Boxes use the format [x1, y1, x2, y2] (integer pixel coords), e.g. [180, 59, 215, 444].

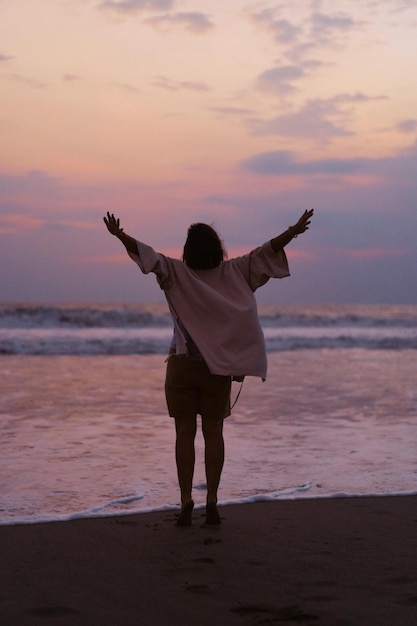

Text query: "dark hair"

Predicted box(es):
[182, 223, 227, 270]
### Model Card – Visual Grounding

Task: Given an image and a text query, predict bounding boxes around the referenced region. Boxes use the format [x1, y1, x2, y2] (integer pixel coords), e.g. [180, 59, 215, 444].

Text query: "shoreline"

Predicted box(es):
[2, 488, 417, 528]
[1, 495, 416, 625]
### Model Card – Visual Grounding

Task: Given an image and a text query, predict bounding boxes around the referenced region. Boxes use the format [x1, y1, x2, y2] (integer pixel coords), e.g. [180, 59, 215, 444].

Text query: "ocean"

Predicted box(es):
[1, 302, 416, 525]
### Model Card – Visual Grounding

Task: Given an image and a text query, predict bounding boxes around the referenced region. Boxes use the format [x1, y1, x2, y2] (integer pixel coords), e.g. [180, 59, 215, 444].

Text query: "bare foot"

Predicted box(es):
[176, 500, 194, 526]
[205, 502, 221, 525]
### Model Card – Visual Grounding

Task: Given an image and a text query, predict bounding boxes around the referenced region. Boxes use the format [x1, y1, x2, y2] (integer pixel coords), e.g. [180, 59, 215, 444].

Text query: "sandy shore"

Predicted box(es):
[1, 496, 416, 626]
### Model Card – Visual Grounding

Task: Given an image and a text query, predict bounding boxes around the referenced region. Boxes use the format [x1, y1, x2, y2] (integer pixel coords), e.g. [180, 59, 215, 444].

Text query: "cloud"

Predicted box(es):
[249, 98, 352, 143]
[98, 1, 213, 33]
[210, 106, 255, 118]
[241, 150, 367, 176]
[0, 212, 97, 235]
[248, 93, 386, 143]
[145, 11, 214, 33]
[63, 73, 81, 82]
[240, 142, 417, 188]
[98, 0, 173, 14]
[255, 57, 325, 96]
[116, 81, 141, 94]
[247, 8, 302, 45]
[7, 73, 46, 89]
[256, 65, 305, 96]
[396, 119, 417, 134]
[0, 213, 43, 234]
[49, 221, 100, 233]
[0, 170, 64, 197]
[377, 0, 417, 13]
[246, 5, 365, 65]
[152, 75, 210, 92]
[310, 11, 361, 38]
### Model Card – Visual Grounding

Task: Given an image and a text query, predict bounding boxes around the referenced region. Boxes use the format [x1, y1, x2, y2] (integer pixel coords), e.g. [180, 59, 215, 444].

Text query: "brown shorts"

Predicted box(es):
[165, 355, 231, 420]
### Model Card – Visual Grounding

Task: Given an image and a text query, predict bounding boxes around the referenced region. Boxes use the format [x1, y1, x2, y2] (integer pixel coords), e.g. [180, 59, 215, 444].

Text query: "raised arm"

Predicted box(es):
[103, 212, 138, 255]
[271, 209, 314, 252]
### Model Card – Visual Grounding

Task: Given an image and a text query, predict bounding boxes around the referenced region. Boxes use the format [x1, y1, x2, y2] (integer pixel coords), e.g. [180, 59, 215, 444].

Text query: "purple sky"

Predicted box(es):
[1, 0, 416, 304]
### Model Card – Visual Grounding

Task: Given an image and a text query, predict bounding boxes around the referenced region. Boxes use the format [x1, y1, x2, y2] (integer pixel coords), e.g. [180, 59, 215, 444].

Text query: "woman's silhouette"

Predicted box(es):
[104, 208, 314, 525]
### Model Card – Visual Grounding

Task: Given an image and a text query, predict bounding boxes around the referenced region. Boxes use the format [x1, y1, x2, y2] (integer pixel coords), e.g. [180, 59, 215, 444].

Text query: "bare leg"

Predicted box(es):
[202, 417, 224, 523]
[175, 415, 197, 510]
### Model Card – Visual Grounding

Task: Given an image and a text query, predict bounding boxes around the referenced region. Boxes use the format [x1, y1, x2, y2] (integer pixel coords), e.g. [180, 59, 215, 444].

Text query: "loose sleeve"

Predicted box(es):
[128, 240, 173, 291]
[233, 241, 290, 291]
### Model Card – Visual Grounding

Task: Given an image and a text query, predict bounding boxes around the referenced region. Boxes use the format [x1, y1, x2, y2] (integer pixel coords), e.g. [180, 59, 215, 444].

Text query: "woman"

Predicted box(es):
[103, 208, 314, 525]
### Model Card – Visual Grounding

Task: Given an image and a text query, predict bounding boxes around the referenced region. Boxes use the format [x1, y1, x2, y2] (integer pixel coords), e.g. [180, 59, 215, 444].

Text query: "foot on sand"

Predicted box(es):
[205, 502, 221, 525]
[176, 500, 194, 526]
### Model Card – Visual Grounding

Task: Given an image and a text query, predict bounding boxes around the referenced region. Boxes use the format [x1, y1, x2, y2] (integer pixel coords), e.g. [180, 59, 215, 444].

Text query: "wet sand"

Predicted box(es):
[1, 496, 416, 625]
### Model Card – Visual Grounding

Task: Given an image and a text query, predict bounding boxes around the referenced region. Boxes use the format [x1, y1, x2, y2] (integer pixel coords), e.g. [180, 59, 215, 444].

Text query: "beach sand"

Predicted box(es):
[1, 496, 416, 626]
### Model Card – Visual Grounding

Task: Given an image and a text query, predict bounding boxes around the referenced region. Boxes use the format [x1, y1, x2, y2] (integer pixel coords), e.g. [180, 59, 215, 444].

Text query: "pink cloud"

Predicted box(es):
[146, 12, 214, 34]
[54, 220, 98, 230]
[99, 0, 173, 14]
[0, 214, 42, 234]
[152, 75, 210, 92]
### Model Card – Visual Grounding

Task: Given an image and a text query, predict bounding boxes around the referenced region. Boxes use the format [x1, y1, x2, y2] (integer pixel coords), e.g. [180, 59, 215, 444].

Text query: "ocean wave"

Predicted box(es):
[0, 303, 172, 329]
[1, 302, 417, 330]
[259, 305, 417, 329]
[1, 303, 416, 354]
[1, 326, 416, 355]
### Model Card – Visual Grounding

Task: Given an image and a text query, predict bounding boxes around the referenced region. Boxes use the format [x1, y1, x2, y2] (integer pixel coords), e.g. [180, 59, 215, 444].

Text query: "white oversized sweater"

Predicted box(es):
[128, 240, 290, 379]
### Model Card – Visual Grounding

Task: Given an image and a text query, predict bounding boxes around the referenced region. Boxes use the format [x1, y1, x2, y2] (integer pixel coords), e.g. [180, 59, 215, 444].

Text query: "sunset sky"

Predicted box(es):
[1, 0, 416, 304]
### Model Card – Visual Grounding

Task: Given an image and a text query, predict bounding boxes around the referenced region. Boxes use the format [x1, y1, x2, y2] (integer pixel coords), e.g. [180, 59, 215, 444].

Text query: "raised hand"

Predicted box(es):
[103, 212, 123, 237]
[291, 208, 314, 237]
